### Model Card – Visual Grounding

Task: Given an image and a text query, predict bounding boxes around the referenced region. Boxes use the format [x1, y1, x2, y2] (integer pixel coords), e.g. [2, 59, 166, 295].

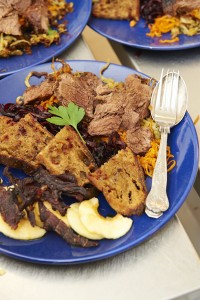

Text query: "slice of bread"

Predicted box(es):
[0, 116, 15, 135]
[92, 0, 140, 21]
[88, 147, 147, 216]
[36, 126, 97, 187]
[0, 113, 53, 173]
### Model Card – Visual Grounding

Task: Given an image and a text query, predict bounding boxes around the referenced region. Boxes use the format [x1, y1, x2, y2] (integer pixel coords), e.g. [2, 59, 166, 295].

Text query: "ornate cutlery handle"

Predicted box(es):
[145, 126, 170, 214]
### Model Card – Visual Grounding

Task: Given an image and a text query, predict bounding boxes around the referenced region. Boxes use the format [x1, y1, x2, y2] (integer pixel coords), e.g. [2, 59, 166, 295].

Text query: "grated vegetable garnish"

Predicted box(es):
[39, 95, 58, 110]
[147, 9, 200, 43]
[138, 139, 176, 177]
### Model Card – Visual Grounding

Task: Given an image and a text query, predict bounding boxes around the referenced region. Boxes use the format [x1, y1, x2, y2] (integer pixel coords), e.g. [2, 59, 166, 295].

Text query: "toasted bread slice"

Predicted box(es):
[0, 113, 53, 173]
[36, 126, 97, 186]
[88, 147, 147, 216]
[92, 0, 140, 21]
[0, 116, 15, 135]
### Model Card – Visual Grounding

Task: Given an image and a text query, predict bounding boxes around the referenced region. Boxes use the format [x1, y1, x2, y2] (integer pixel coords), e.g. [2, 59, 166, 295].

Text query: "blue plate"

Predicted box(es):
[89, 16, 200, 51]
[0, 0, 92, 78]
[0, 60, 199, 264]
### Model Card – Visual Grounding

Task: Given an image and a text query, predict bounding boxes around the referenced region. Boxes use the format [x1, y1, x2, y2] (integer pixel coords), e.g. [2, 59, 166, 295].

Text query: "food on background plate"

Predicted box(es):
[162, 0, 200, 16]
[145, 0, 200, 43]
[0, 61, 175, 247]
[0, 0, 73, 57]
[92, 0, 200, 43]
[92, 0, 140, 22]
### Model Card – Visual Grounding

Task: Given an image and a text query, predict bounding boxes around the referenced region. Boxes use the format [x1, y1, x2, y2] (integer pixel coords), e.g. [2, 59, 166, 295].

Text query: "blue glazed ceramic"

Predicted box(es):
[0, 60, 198, 264]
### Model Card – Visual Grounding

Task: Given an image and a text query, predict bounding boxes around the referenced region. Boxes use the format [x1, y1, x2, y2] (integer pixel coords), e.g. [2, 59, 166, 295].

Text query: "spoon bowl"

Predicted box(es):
[151, 71, 188, 126]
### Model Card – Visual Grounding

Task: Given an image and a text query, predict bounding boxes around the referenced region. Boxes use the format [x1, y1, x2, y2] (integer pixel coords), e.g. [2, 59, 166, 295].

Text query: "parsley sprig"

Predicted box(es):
[47, 102, 85, 143]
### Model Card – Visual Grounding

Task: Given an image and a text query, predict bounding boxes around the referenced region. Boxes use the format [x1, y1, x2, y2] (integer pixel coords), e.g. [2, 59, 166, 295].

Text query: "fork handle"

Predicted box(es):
[145, 126, 170, 213]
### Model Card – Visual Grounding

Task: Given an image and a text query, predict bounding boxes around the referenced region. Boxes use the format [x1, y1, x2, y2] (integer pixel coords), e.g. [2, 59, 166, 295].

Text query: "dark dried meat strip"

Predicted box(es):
[32, 167, 92, 201]
[39, 202, 98, 247]
[0, 186, 24, 229]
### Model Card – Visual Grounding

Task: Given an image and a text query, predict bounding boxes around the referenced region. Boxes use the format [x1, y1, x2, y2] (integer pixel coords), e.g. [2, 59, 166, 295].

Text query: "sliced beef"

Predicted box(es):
[88, 74, 153, 136]
[22, 79, 57, 105]
[94, 90, 125, 119]
[23, 0, 49, 33]
[8, 0, 32, 15]
[0, 0, 48, 35]
[39, 202, 98, 247]
[162, 0, 200, 16]
[0, 13, 21, 35]
[0, 1, 12, 19]
[88, 115, 122, 136]
[126, 127, 153, 155]
[121, 109, 140, 130]
[124, 74, 152, 120]
[0, 186, 24, 229]
[88, 85, 126, 136]
[55, 72, 101, 118]
[95, 83, 116, 97]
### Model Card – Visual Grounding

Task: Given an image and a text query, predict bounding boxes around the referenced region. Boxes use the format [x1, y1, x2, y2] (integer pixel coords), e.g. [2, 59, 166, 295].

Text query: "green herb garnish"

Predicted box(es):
[47, 103, 85, 143]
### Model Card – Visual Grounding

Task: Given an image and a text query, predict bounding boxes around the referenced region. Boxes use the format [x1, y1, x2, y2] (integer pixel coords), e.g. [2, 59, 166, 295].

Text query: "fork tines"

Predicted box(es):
[155, 69, 179, 125]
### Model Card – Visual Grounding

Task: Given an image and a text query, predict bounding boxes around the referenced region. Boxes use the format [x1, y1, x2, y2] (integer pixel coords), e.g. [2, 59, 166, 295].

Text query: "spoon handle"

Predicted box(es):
[145, 126, 170, 216]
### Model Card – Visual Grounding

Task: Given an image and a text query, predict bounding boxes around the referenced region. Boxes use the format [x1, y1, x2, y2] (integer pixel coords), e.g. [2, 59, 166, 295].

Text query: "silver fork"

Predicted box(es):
[145, 69, 180, 218]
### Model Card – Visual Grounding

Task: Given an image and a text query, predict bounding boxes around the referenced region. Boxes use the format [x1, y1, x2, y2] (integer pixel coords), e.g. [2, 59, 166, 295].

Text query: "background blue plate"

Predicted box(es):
[0, 60, 199, 264]
[0, 0, 92, 78]
[89, 16, 200, 51]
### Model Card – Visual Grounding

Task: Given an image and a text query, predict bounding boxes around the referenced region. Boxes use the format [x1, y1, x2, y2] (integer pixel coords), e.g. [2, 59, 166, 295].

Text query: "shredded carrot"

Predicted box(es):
[39, 95, 58, 109]
[147, 15, 180, 38]
[130, 20, 137, 27]
[160, 37, 179, 44]
[193, 115, 200, 125]
[138, 139, 176, 177]
[118, 128, 127, 142]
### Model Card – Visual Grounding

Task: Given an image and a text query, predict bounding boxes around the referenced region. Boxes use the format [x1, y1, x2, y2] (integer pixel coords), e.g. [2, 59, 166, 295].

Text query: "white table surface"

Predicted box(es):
[1, 36, 200, 300]
[1, 218, 200, 300]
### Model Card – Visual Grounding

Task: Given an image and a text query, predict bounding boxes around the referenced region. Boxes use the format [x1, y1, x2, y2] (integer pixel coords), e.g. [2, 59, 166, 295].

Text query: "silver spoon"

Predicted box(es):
[145, 70, 188, 218]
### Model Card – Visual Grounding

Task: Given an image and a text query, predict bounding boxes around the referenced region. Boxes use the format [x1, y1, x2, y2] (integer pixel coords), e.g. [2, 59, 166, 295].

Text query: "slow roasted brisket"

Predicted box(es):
[126, 127, 153, 155]
[55, 72, 101, 118]
[0, 13, 21, 35]
[23, 79, 57, 105]
[0, 0, 49, 35]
